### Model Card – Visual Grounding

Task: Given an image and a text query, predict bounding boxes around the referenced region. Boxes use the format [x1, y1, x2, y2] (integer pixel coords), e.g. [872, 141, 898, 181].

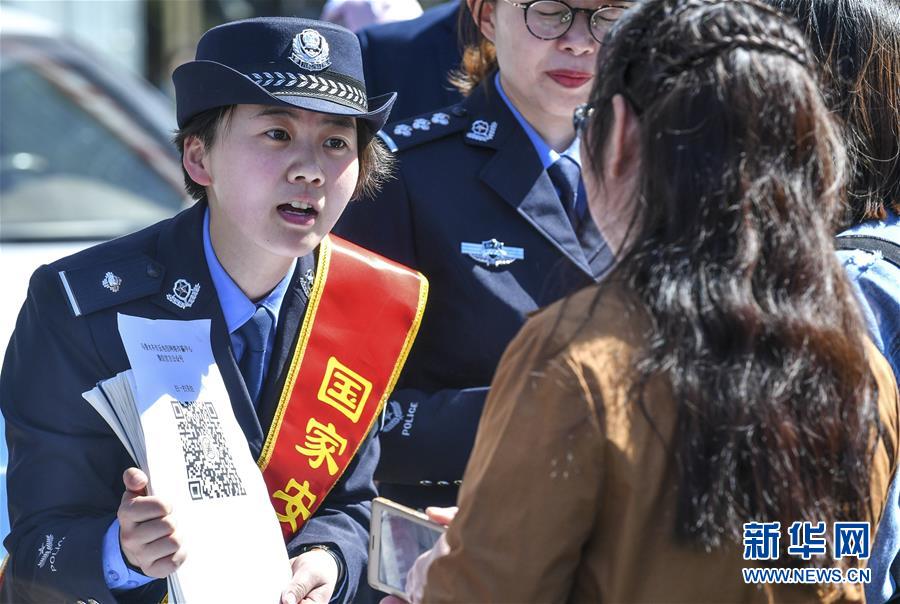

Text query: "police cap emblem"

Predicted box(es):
[290, 29, 331, 72]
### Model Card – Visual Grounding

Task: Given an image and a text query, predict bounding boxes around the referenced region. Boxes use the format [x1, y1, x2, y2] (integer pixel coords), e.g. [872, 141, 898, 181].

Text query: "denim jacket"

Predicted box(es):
[838, 208, 900, 604]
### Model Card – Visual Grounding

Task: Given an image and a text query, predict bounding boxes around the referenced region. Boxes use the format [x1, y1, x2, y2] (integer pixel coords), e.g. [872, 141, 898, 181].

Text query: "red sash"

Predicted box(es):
[0, 237, 426, 593]
[257, 235, 428, 540]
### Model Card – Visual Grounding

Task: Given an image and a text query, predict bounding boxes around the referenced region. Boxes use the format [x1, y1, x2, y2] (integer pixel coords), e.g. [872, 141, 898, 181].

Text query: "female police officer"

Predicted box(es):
[337, 0, 632, 508]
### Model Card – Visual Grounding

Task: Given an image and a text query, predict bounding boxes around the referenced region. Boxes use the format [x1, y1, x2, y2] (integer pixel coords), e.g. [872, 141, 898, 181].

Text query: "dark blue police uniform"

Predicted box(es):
[335, 75, 613, 509]
[0, 202, 376, 603]
[357, 0, 462, 121]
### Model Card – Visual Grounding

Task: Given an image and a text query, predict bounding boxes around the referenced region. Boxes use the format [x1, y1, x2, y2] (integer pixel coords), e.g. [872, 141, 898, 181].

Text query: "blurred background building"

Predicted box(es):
[2, 0, 438, 92]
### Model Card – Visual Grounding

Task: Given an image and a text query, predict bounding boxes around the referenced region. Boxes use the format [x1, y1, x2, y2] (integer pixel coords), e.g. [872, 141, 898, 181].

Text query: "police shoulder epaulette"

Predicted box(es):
[57, 253, 165, 318]
[376, 105, 469, 153]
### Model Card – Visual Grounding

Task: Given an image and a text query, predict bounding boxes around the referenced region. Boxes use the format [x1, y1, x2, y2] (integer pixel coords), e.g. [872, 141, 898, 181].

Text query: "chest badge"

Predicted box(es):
[466, 120, 497, 143]
[166, 278, 201, 309]
[461, 239, 525, 267]
[102, 271, 122, 293]
[290, 29, 331, 72]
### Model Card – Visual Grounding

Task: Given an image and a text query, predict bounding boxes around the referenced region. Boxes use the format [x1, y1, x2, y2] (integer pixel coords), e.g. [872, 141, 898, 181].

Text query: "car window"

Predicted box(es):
[0, 38, 186, 241]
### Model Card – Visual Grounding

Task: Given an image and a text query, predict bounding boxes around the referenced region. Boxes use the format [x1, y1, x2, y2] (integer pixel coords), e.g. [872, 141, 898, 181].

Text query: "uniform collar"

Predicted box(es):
[460, 73, 516, 150]
[465, 77, 612, 281]
[201, 208, 295, 333]
[150, 202, 219, 319]
[493, 72, 581, 170]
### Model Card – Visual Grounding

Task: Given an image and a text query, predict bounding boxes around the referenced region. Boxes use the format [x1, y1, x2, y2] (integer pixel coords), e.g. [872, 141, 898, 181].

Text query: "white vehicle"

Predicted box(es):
[0, 7, 187, 556]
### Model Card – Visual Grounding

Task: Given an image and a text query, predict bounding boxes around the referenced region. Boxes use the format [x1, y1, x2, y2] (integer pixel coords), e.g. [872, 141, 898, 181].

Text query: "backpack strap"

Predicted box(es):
[835, 234, 900, 269]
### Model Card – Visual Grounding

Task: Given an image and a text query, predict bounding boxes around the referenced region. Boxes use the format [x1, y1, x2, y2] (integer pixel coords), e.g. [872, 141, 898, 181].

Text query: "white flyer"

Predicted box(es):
[117, 313, 291, 603]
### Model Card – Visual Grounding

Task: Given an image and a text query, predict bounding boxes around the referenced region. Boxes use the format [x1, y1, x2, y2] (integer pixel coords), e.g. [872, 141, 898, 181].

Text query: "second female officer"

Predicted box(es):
[337, 0, 632, 508]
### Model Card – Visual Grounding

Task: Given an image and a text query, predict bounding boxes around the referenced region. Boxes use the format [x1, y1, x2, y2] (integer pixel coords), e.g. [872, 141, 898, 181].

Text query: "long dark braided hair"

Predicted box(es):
[582, 0, 885, 554]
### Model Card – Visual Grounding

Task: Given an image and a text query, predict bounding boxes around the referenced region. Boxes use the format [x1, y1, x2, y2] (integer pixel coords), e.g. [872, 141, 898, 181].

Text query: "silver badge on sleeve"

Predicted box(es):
[381, 400, 404, 433]
[461, 239, 525, 267]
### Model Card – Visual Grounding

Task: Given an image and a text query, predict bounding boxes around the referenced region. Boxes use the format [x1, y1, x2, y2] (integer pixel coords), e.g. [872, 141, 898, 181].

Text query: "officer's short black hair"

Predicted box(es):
[173, 105, 234, 202]
[173, 106, 394, 203]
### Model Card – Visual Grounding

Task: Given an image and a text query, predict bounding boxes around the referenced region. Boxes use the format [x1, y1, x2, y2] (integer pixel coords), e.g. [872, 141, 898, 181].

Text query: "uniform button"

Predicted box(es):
[126, 580, 138, 588]
[88, 599, 101, 604]
[419, 480, 433, 486]
[146, 263, 161, 278]
[451, 106, 467, 117]
[75, 600, 87, 604]
[107, 569, 120, 582]
[436, 480, 450, 487]
[454, 480, 463, 486]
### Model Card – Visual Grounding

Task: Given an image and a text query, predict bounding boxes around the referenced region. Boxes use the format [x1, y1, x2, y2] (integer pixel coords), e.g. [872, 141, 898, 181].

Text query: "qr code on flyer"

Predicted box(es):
[171, 400, 246, 500]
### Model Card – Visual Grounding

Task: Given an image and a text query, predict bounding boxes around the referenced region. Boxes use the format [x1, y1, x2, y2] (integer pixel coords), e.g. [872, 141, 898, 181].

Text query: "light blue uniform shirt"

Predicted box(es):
[838, 209, 900, 604]
[494, 72, 583, 169]
[102, 208, 295, 591]
[201, 208, 296, 362]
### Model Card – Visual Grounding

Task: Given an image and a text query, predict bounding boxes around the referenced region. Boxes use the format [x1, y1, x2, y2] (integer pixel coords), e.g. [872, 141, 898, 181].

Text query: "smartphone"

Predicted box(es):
[368, 497, 446, 599]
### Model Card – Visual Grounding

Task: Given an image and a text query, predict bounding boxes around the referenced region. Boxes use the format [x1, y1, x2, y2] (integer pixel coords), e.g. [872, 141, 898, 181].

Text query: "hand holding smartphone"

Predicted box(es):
[368, 497, 447, 600]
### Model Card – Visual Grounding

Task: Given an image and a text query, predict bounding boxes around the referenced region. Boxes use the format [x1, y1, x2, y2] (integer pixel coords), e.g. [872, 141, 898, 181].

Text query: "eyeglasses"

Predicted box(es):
[573, 103, 595, 134]
[501, 0, 632, 44]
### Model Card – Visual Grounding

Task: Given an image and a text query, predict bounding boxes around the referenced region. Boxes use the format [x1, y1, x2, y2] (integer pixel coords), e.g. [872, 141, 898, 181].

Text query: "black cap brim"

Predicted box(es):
[173, 60, 395, 132]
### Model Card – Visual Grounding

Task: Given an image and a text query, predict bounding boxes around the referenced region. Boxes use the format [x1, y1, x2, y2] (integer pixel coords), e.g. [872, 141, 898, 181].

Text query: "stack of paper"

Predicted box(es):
[83, 314, 291, 603]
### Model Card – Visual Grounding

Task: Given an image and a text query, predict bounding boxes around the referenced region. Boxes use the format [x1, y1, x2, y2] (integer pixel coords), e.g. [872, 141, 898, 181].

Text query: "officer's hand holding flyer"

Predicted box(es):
[84, 314, 290, 602]
[0, 13, 431, 603]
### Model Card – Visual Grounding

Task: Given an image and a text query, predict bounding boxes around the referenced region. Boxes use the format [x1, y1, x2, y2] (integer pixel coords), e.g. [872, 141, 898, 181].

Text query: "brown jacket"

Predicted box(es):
[423, 282, 900, 603]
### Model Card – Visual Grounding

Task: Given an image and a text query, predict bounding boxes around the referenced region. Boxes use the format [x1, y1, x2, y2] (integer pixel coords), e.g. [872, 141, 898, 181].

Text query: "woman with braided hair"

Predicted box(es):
[412, 0, 900, 601]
